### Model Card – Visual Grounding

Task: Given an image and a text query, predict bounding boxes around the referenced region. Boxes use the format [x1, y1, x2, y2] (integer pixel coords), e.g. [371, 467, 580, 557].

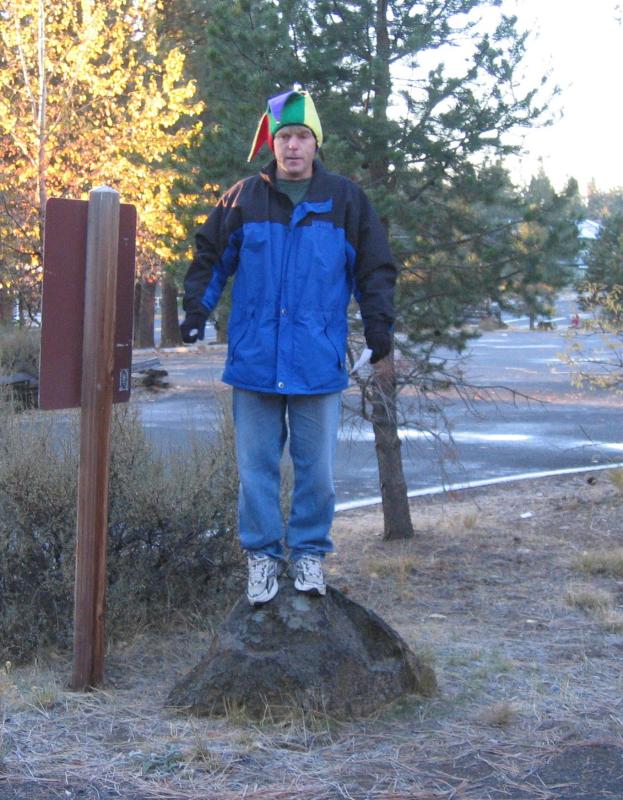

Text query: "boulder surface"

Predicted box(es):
[168, 580, 437, 719]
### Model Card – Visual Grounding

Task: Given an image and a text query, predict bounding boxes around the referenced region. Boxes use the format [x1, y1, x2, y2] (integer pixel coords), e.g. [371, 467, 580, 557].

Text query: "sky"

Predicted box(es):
[502, 0, 623, 194]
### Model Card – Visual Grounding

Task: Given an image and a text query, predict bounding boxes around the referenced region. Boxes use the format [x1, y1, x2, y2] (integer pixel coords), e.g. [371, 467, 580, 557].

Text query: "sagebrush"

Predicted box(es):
[0, 400, 243, 662]
[0, 324, 39, 376]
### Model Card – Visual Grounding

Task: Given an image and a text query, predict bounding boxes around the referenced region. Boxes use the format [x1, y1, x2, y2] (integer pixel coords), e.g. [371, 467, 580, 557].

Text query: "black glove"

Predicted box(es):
[180, 311, 208, 344]
[365, 323, 392, 364]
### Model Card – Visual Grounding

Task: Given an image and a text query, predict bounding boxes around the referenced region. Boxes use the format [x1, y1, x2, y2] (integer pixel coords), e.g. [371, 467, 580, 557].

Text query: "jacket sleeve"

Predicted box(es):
[352, 187, 397, 332]
[182, 195, 243, 316]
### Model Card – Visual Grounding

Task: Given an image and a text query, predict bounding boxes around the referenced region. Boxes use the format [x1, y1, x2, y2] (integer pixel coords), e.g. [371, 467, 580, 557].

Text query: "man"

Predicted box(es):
[180, 89, 396, 606]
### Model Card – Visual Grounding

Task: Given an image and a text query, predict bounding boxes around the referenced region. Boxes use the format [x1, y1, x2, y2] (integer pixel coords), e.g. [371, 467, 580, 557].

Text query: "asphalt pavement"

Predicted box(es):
[135, 307, 623, 508]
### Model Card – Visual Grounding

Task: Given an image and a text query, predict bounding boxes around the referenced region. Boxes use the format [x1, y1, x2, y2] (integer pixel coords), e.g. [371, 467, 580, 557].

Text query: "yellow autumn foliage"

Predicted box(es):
[0, 0, 204, 310]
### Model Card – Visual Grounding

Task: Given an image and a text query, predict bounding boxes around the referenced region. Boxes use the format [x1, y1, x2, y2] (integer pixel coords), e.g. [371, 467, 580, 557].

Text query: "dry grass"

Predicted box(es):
[606, 466, 623, 493]
[564, 583, 613, 612]
[364, 550, 421, 582]
[0, 324, 39, 375]
[597, 609, 623, 633]
[2, 473, 623, 798]
[456, 509, 480, 531]
[576, 547, 623, 577]
[478, 701, 518, 728]
[0, 399, 243, 662]
[564, 582, 623, 634]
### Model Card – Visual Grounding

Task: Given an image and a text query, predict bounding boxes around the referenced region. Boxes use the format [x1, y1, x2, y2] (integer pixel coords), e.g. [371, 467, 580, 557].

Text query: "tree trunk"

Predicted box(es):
[370, 353, 414, 540]
[366, 0, 413, 540]
[133, 280, 141, 340]
[160, 274, 182, 347]
[0, 289, 13, 323]
[18, 295, 28, 325]
[134, 279, 156, 348]
[214, 306, 228, 343]
[36, 0, 47, 249]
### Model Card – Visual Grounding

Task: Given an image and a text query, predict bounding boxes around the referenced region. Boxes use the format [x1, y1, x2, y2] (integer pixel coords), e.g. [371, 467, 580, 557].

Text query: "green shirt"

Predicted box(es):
[276, 177, 312, 207]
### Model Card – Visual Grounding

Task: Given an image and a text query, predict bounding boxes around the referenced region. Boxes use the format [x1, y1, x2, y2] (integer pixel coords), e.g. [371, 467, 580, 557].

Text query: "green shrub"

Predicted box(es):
[0, 400, 242, 663]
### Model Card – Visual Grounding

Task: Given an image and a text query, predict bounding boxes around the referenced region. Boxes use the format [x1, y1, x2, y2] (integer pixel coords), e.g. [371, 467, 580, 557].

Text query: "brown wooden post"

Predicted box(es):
[71, 186, 120, 691]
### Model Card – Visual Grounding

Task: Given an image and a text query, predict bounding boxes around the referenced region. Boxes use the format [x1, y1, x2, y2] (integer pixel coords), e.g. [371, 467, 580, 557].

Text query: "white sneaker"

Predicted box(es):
[246, 553, 279, 606]
[293, 555, 326, 596]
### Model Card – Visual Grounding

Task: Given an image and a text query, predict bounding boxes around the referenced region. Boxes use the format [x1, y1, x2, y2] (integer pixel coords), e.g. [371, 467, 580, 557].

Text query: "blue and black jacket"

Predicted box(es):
[183, 159, 396, 395]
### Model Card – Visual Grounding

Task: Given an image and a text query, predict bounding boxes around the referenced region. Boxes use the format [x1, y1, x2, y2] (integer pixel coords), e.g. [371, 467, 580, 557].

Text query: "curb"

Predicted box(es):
[335, 462, 623, 512]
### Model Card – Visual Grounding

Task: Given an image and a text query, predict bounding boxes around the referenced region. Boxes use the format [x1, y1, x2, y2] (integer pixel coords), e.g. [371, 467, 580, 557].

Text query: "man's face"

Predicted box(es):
[273, 125, 317, 180]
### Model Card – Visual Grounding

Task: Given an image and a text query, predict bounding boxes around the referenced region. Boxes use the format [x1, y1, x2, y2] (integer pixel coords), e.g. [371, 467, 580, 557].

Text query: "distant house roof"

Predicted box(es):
[578, 219, 601, 240]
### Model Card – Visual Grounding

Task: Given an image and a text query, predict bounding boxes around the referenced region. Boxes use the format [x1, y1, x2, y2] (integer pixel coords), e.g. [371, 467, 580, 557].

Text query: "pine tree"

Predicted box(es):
[503, 171, 582, 328]
[306, 0, 554, 537]
[582, 213, 623, 291]
[586, 186, 623, 220]
[164, 0, 560, 538]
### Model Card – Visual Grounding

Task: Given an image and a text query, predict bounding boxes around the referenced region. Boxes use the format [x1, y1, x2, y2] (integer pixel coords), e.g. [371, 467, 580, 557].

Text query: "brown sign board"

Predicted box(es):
[39, 198, 137, 410]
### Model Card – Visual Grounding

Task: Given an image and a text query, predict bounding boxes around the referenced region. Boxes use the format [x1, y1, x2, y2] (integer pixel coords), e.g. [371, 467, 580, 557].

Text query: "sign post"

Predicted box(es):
[40, 188, 136, 691]
[72, 187, 119, 691]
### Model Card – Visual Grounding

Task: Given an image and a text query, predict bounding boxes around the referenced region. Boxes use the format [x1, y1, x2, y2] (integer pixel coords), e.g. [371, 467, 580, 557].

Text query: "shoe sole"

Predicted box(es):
[294, 581, 326, 596]
[247, 578, 279, 606]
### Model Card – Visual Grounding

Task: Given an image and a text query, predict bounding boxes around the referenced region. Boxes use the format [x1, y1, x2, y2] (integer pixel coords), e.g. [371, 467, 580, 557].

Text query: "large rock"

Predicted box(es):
[167, 580, 437, 719]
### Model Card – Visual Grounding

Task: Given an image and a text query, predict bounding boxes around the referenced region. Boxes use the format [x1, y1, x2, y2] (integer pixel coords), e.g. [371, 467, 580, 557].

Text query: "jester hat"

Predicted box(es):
[247, 89, 323, 162]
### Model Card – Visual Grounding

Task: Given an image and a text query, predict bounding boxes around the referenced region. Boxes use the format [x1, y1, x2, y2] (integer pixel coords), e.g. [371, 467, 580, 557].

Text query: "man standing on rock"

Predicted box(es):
[180, 88, 396, 606]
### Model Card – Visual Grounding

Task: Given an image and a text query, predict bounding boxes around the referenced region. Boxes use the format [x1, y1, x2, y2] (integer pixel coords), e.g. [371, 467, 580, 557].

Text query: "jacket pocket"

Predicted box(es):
[228, 310, 255, 364]
[322, 312, 346, 370]
[292, 309, 347, 391]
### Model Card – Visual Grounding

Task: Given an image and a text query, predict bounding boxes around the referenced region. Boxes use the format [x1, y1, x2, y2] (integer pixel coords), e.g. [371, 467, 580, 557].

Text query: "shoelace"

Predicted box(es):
[249, 557, 270, 583]
[298, 557, 322, 580]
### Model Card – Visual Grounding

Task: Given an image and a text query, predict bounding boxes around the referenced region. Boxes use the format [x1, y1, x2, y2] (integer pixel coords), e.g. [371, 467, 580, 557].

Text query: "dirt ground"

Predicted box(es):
[1, 471, 623, 799]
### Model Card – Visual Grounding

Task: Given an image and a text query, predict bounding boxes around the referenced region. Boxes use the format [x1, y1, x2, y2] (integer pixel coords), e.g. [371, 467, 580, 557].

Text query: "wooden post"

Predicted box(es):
[71, 187, 120, 691]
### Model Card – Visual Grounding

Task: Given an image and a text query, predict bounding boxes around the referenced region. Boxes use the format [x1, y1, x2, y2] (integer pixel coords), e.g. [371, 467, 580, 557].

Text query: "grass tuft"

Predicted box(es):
[576, 548, 623, 578]
[565, 584, 613, 612]
[365, 552, 420, 583]
[460, 510, 480, 530]
[606, 468, 623, 493]
[479, 701, 517, 727]
[596, 609, 623, 633]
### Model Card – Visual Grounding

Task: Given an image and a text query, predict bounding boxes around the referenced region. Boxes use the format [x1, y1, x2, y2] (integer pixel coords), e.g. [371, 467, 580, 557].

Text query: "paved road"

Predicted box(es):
[136, 309, 623, 506]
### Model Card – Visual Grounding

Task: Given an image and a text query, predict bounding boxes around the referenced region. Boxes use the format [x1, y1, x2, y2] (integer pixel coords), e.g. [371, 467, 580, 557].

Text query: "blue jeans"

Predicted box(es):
[232, 388, 341, 561]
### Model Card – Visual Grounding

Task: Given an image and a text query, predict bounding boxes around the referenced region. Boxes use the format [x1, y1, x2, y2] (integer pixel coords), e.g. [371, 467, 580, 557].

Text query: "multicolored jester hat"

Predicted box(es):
[247, 89, 323, 161]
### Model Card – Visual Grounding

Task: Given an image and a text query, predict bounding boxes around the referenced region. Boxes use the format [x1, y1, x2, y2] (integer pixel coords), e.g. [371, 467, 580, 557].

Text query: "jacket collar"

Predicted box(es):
[260, 158, 329, 195]
[259, 160, 333, 220]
